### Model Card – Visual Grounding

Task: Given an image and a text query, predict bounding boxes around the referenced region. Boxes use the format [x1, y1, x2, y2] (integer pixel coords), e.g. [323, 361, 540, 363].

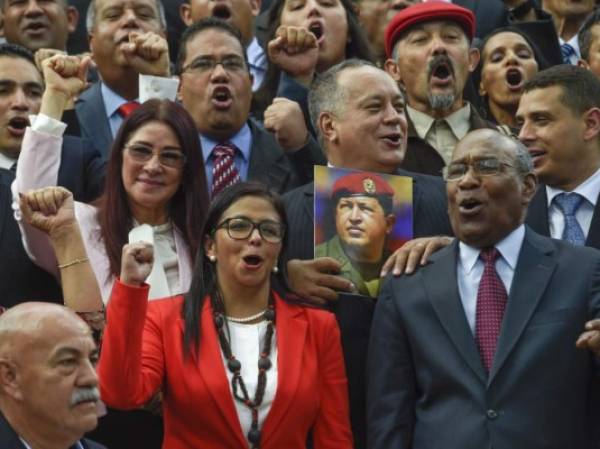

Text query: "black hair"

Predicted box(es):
[182, 182, 290, 356]
[579, 8, 600, 62]
[0, 43, 36, 67]
[175, 17, 250, 75]
[524, 64, 600, 115]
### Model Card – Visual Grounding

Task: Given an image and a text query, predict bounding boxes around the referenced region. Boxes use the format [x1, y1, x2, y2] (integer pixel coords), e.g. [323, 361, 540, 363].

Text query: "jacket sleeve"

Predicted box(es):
[98, 279, 165, 409]
[367, 277, 416, 449]
[313, 311, 354, 449]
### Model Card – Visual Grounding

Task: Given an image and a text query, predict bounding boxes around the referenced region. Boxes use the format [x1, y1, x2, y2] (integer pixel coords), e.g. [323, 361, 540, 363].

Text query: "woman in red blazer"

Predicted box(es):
[98, 182, 353, 449]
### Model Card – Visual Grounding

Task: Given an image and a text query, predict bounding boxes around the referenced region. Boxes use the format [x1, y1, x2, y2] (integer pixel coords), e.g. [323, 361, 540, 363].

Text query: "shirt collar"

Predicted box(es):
[407, 103, 471, 139]
[100, 82, 137, 119]
[546, 165, 600, 207]
[246, 37, 266, 69]
[0, 151, 16, 170]
[458, 224, 525, 274]
[200, 122, 252, 163]
[559, 33, 581, 55]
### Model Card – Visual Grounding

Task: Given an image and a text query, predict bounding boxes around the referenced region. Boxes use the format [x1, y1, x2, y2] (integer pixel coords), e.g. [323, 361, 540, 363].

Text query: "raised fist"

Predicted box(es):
[268, 25, 318, 85]
[122, 31, 170, 77]
[20, 186, 77, 238]
[120, 242, 155, 287]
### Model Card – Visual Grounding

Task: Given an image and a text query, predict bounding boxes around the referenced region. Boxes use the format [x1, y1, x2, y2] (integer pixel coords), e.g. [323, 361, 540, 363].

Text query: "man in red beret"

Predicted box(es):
[316, 172, 397, 298]
[384, 1, 500, 177]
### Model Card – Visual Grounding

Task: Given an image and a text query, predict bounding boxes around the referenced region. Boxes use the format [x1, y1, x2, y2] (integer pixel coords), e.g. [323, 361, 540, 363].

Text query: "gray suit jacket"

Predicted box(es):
[75, 82, 114, 158]
[368, 228, 600, 449]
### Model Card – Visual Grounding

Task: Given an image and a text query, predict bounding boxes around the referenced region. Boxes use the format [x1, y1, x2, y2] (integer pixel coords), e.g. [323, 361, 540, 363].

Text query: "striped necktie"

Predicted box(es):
[211, 142, 241, 197]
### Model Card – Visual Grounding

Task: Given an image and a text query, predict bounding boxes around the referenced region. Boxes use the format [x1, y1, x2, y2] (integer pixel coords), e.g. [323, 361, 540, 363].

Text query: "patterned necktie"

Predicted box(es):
[118, 101, 140, 118]
[561, 42, 576, 65]
[475, 247, 508, 373]
[554, 192, 586, 246]
[211, 142, 241, 197]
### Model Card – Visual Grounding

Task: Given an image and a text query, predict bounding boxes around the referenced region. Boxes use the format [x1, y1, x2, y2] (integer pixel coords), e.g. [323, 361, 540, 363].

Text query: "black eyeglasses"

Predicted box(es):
[182, 56, 248, 74]
[443, 157, 515, 182]
[124, 144, 187, 169]
[215, 217, 285, 243]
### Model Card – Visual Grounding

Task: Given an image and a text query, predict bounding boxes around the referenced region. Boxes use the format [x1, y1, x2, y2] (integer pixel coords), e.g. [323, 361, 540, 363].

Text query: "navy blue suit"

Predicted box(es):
[75, 83, 114, 158]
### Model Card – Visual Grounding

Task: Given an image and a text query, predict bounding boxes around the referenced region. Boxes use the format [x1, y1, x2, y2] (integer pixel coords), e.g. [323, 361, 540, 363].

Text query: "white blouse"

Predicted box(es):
[220, 320, 278, 448]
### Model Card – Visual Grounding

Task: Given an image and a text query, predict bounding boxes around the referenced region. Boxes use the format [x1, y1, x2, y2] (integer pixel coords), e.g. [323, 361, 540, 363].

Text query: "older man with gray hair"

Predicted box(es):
[0, 302, 104, 449]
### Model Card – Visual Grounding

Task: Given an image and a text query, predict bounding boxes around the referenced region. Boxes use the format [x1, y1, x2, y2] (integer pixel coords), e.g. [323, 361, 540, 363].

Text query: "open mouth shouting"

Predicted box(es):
[429, 56, 454, 87]
[23, 21, 49, 37]
[307, 21, 325, 44]
[212, 4, 232, 20]
[242, 254, 264, 270]
[458, 197, 484, 216]
[211, 86, 233, 110]
[380, 132, 403, 149]
[7, 116, 29, 138]
[505, 68, 524, 92]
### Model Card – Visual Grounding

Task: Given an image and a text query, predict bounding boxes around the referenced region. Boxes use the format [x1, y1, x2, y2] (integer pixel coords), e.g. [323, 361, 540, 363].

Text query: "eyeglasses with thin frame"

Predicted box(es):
[124, 144, 187, 169]
[215, 217, 285, 243]
[181, 56, 248, 74]
[443, 157, 515, 182]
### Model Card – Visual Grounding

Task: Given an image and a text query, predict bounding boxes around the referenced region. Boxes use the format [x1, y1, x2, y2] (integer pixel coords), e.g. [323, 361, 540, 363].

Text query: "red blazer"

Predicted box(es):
[98, 280, 353, 449]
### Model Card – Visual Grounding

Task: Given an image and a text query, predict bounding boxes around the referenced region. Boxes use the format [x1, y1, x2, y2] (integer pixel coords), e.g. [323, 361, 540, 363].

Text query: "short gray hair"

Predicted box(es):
[511, 137, 534, 176]
[308, 59, 377, 150]
[86, 0, 167, 33]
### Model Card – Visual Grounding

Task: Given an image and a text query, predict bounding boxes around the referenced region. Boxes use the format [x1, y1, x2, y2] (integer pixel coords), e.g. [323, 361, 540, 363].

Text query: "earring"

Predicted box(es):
[209, 255, 216, 262]
[272, 264, 279, 274]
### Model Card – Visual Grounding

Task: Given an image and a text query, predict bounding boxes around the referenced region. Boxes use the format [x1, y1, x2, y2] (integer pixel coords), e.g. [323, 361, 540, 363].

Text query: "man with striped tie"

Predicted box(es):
[175, 18, 304, 196]
[518, 65, 600, 249]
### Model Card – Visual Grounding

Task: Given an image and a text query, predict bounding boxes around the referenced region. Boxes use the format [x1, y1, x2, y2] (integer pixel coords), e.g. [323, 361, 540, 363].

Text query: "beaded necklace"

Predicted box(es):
[212, 290, 275, 449]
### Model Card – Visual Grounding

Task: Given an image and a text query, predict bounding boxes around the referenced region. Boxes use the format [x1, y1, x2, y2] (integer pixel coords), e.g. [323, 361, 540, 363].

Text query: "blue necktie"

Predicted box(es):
[561, 42, 576, 65]
[554, 192, 586, 245]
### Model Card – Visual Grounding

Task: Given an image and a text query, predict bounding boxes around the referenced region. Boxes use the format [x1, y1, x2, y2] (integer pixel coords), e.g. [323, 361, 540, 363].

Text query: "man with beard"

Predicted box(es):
[384, 2, 500, 177]
[0, 302, 104, 449]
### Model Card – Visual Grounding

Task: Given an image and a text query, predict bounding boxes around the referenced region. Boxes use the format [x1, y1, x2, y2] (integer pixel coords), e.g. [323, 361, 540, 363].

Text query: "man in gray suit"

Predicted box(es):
[368, 128, 600, 449]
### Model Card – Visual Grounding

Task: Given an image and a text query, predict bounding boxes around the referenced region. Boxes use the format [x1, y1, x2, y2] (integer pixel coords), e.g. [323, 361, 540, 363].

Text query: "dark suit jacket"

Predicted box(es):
[368, 228, 600, 449]
[76, 82, 114, 158]
[282, 168, 452, 449]
[245, 119, 303, 194]
[0, 410, 106, 449]
[401, 104, 496, 177]
[526, 186, 600, 250]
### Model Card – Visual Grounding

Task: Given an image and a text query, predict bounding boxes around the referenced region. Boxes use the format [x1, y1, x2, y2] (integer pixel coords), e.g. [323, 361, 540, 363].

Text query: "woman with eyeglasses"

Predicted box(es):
[16, 97, 209, 304]
[97, 182, 353, 449]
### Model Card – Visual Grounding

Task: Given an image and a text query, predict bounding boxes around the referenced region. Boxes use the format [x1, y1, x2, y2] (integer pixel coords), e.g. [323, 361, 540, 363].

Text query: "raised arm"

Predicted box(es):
[98, 242, 165, 409]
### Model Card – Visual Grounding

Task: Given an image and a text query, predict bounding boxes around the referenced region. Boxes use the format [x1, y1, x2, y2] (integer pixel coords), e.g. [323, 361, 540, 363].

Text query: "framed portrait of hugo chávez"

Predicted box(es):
[314, 166, 413, 298]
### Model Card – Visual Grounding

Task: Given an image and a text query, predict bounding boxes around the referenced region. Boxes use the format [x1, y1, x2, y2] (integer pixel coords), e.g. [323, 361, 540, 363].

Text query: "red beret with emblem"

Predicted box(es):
[384, 1, 476, 58]
[331, 172, 394, 199]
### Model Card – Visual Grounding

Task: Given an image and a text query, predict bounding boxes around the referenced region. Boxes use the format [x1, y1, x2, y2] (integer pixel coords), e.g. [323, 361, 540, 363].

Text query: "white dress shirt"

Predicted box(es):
[546, 166, 600, 241]
[559, 34, 581, 65]
[457, 225, 525, 334]
[222, 320, 278, 448]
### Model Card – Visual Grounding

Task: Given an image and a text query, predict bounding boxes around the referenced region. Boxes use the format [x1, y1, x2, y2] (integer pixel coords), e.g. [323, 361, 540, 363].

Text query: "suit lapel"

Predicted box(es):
[303, 183, 314, 228]
[423, 242, 487, 384]
[261, 295, 307, 445]
[179, 301, 248, 448]
[488, 229, 556, 383]
[525, 187, 551, 237]
[247, 121, 290, 192]
[585, 191, 600, 249]
[75, 84, 113, 157]
[0, 412, 27, 448]
[0, 180, 13, 244]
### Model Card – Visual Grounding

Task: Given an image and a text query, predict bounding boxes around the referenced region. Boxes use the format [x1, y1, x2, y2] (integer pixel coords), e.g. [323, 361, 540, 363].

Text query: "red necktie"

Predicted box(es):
[475, 247, 508, 372]
[118, 101, 140, 118]
[211, 143, 241, 197]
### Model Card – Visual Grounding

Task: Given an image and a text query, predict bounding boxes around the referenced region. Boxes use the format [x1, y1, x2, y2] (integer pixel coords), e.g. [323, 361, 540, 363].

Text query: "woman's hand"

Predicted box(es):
[19, 186, 77, 239]
[120, 242, 154, 287]
[40, 54, 90, 119]
[268, 25, 318, 86]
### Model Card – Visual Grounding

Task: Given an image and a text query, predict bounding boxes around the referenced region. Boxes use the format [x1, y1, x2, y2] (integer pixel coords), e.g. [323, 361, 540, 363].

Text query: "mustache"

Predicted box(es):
[428, 54, 455, 79]
[70, 386, 100, 407]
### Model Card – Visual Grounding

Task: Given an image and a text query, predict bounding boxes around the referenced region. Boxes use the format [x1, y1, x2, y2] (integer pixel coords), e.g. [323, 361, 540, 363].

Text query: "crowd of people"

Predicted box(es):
[0, 0, 600, 448]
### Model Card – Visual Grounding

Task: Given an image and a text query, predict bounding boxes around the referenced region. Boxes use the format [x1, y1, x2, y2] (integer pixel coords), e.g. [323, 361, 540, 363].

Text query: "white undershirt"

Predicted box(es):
[546, 166, 600, 241]
[457, 225, 525, 334]
[221, 320, 278, 447]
